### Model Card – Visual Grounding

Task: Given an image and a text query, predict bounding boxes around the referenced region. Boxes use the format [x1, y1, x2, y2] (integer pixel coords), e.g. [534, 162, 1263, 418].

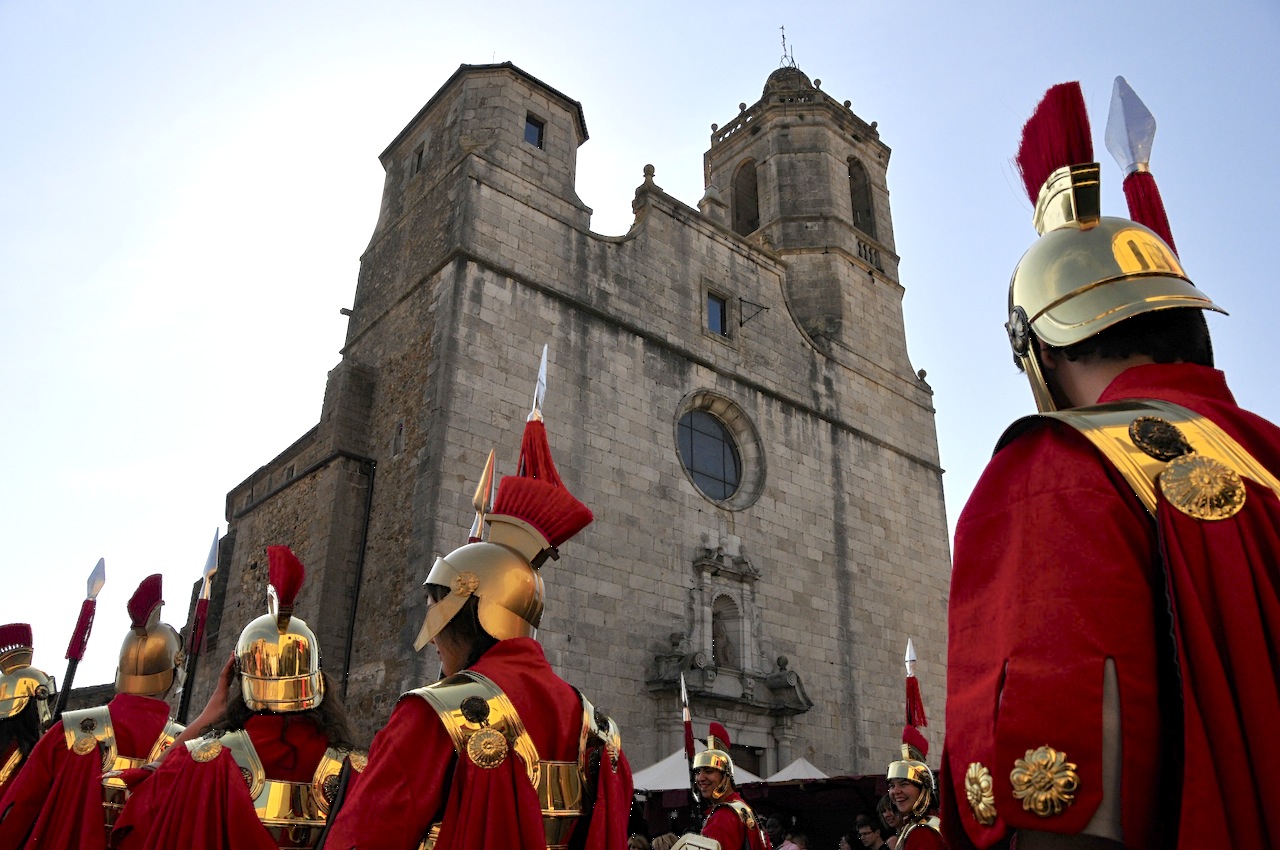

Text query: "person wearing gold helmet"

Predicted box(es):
[941, 81, 1280, 850]
[112, 546, 363, 850]
[323, 354, 633, 850]
[0, 575, 185, 848]
[885, 745, 943, 850]
[0, 624, 54, 799]
[651, 724, 770, 850]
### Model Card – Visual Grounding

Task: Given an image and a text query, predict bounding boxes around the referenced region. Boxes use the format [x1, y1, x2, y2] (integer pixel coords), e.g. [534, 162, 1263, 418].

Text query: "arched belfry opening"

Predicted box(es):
[732, 159, 760, 236]
[848, 157, 876, 238]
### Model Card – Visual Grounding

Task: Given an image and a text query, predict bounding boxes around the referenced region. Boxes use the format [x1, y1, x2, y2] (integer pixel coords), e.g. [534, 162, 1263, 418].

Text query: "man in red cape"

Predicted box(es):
[692, 726, 770, 850]
[323, 366, 633, 850]
[0, 576, 184, 849]
[112, 547, 363, 850]
[941, 82, 1280, 849]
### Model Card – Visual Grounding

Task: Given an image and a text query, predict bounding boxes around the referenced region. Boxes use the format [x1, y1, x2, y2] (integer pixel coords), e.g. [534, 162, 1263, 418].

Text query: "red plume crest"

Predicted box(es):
[1016, 81, 1093, 204]
[127, 575, 163, 634]
[492, 420, 593, 550]
[267, 546, 306, 615]
[708, 722, 731, 750]
[0, 623, 33, 651]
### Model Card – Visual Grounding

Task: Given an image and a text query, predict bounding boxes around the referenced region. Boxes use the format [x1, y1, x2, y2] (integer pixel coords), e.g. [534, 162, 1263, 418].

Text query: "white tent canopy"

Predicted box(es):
[765, 757, 828, 782]
[631, 742, 765, 791]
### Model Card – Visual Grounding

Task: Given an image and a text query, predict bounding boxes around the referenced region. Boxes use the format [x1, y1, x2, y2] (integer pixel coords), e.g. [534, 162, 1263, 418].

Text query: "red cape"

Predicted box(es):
[323, 637, 633, 850]
[0, 693, 172, 850]
[113, 713, 330, 850]
[942, 364, 1280, 849]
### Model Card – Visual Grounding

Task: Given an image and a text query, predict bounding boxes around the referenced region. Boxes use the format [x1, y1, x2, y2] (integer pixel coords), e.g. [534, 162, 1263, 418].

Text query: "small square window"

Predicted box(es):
[524, 115, 545, 149]
[707, 294, 728, 336]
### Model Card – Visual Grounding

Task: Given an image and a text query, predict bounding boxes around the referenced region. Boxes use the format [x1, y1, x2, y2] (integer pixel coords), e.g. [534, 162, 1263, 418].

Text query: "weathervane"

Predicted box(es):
[779, 26, 797, 68]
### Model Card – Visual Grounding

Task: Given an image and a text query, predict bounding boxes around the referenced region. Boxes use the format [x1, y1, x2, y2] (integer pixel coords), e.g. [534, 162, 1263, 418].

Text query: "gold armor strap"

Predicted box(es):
[184, 731, 366, 850]
[709, 799, 759, 829]
[409, 671, 542, 786]
[0, 748, 22, 787]
[1002, 399, 1280, 516]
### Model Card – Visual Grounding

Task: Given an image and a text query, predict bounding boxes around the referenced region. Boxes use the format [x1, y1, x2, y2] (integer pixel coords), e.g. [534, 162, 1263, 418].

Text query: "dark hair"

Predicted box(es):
[213, 670, 357, 755]
[1052, 307, 1213, 366]
[425, 584, 500, 670]
[0, 700, 44, 758]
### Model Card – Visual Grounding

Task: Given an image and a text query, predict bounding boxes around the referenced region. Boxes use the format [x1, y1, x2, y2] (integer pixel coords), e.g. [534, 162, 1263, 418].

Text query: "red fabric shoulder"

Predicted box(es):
[113, 745, 277, 850]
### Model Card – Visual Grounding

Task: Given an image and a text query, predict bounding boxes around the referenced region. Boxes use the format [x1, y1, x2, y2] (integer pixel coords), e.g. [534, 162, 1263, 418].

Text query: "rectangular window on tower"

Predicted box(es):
[524, 115, 545, 149]
[707, 293, 728, 336]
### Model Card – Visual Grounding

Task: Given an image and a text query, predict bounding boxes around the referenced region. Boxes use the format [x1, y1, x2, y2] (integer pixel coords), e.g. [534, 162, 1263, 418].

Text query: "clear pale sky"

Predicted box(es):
[3, 1, 1277, 692]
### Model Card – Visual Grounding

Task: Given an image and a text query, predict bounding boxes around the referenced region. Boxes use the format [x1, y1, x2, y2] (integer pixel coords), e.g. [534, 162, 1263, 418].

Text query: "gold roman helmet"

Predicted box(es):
[692, 723, 735, 801]
[886, 742, 935, 818]
[414, 349, 592, 650]
[236, 546, 324, 713]
[0, 624, 54, 726]
[1008, 83, 1223, 413]
[116, 574, 185, 697]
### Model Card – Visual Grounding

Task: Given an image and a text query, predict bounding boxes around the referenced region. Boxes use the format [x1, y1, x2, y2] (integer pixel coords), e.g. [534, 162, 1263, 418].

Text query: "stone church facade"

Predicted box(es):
[191, 61, 951, 777]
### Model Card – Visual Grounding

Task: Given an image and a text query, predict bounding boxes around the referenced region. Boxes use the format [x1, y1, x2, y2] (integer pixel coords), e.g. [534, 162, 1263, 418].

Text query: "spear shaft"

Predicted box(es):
[53, 558, 105, 722]
[178, 531, 219, 723]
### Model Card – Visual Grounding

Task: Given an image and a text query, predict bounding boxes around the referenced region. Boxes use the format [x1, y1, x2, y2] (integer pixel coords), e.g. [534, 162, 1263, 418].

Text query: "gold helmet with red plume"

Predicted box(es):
[116, 574, 185, 697]
[414, 349, 593, 649]
[1007, 81, 1223, 413]
[0, 624, 54, 725]
[236, 546, 324, 712]
[691, 722, 736, 801]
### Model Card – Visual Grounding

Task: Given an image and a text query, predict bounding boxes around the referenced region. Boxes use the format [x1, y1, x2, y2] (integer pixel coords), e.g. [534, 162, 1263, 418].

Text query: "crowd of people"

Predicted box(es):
[1, 75, 1276, 850]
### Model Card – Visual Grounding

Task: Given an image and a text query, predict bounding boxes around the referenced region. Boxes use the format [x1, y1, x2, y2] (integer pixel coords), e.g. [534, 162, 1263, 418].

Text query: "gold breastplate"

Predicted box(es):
[185, 730, 365, 850]
[408, 672, 622, 850]
[63, 705, 182, 836]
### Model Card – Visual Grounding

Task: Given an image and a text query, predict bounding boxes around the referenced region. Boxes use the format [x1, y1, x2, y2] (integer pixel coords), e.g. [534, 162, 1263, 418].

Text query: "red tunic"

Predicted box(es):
[0, 693, 172, 849]
[941, 364, 1280, 849]
[701, 792, 770, 850]
[112, 713, 332, 850]
[322, 637, 633, 850]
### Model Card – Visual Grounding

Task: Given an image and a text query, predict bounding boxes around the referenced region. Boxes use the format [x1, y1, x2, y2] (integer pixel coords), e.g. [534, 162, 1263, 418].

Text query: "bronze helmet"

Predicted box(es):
[886, 742, 935, 818]
[236, 546, 324, 713]
[691, 724, 736, 802]
[0, 624, 54, 726]
[1008, 84, 1223, 413]
[414, 365, 592, 651]
[116, 575, 185, 697]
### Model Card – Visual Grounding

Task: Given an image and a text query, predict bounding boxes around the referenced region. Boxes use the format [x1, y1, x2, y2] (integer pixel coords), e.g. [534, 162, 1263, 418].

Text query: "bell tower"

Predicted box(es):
[701, 65, 912, 382]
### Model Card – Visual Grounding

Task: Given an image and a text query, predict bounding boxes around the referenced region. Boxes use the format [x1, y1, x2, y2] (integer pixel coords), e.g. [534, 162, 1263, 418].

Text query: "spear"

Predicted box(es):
[53, 558, 106, 721]
[468, 449, 497, 543]
[177, 530, 219, 723]
[902, 638, 929, 758]
[1105, 76, 1178, 255]
[680, 671, 699, 807]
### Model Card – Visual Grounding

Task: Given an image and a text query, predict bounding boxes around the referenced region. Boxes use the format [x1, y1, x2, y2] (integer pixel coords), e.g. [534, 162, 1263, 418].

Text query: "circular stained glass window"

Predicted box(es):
[677, 410, 741, 501]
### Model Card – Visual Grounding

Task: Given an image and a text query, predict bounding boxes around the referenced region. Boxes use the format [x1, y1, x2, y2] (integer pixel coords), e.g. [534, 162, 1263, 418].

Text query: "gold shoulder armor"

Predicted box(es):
[62, 705, 115, 768]
[407, 671, 541, 786]
[186, 730, 264, 797]
[147, 719, 185, 761]
[0, 748, 24, 787]
[578, 692, 622, 777]
[312, 745, 367, 816]
[1005, 400, 1280, 519]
